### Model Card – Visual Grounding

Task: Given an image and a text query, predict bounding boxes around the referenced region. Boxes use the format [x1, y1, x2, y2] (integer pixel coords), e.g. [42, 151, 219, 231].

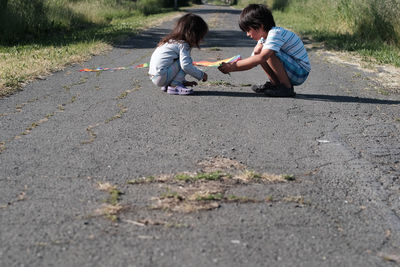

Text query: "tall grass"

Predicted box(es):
[0, 0, 187, 44]
[0, 0, 183, 96]
[236, 0, 400, 66]
[283, 0, 399, 45]
[237, 0, 400, 46]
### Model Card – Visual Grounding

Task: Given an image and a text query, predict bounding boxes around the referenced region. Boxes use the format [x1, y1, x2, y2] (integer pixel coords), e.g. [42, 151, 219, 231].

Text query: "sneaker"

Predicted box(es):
[263, 84, 296, 97]
[167, 85, 193, 95]
[161, 86, 168, 92]
[251, 81, 275, 93]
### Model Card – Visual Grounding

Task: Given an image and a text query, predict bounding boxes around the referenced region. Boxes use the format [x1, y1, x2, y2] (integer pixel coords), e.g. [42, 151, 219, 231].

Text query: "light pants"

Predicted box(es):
[151, 60, 185, 87]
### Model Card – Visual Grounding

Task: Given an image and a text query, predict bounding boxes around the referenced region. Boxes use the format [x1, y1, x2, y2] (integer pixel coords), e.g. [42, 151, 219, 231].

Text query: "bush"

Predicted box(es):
[249, 0, 400, 46]
[338, 0, 399, 44]
[0, 0, 50, 42]
[0, 0, 170, 43]
[136, 0, 163, 15]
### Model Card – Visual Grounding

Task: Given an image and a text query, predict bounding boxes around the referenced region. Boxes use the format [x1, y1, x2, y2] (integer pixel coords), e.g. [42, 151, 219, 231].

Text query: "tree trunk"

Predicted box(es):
[0, 0, 8, 10]
[0, 0, 8, 21]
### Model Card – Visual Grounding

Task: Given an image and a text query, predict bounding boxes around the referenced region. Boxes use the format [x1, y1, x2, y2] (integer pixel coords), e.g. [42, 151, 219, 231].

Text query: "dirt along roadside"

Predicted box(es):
[1, 4, 400, 267]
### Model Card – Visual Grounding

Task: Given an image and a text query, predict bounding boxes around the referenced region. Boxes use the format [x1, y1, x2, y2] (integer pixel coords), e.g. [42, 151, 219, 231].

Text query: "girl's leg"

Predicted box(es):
[151, 60, 185, 87]
[166, 60, 186, 87]
[261, 53, 292, 88]
[163, 61, 194, 95]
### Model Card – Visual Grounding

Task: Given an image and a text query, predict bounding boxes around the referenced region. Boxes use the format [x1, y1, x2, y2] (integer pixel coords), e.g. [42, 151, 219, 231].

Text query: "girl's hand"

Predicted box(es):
[202, 73, 208, 82]
[183, 81, 198, 87]
[218, 62, 231, 74]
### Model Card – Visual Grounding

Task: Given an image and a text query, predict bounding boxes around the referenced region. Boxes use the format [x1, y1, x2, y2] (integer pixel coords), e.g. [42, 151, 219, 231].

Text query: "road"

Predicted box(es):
[1, 4, 400, 267]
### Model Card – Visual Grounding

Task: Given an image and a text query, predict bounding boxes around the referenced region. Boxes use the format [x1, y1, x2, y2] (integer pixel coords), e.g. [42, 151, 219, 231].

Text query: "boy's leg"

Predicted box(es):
[264, 53, 292, 88]
[256, 53, 296, 97]
[252, 53, 292, 93]
[259, 62, 279, 85]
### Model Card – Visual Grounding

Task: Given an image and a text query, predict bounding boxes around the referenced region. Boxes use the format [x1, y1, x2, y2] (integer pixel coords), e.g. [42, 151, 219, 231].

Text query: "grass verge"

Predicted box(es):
[0, 10, 180, 98]
[272, 10, 400, 68]
[234, 0, 400, 69]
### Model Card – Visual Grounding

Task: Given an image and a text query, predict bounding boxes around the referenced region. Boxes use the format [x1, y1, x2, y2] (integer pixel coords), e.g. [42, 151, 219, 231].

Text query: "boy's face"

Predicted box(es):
[246, 27, 266, 41]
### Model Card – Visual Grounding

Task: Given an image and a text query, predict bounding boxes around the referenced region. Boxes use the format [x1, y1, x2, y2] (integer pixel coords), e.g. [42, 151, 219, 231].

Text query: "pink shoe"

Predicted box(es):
[167, 85, 193, 95]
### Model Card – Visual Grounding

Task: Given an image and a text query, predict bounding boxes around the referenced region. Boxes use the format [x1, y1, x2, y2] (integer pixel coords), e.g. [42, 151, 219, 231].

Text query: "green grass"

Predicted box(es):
[107, 188, 123, 205]
[174, 171, 226, 182]
[0, 8, 180, 97]
[272, 10, 400, 67]
[3, 0, 399, 98]
[235, 0, 400, 68]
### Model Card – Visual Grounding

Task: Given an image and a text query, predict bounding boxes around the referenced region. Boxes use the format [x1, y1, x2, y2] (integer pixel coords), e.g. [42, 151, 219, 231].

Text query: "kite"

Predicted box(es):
[79, 63, 149, 72]
[79, 55, 240, 72]
[193, 55, 241, 67]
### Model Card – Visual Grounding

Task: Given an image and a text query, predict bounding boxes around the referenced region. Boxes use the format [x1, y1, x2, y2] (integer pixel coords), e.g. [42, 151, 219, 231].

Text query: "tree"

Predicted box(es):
[0, 0, 8, 12]
[0, 0, 8, 24]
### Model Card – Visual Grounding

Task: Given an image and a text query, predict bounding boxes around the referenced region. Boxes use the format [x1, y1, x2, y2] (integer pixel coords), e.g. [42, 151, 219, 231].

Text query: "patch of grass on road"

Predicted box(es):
[96, 182, 124, 222]
[127, 157, 297, 213]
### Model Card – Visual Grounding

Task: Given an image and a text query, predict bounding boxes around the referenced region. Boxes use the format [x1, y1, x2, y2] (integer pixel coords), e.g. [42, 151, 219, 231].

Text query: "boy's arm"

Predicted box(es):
[218, 49, 275, 74]
[253, 43, 263, 55]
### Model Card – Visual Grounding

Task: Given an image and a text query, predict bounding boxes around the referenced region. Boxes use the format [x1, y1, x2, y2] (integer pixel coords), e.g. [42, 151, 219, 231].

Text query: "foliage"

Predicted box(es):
[236, 0, 400, 47]
[136, 0, 163, 15]
[0, 0, 190, 44]
[235, 0, 400, 67]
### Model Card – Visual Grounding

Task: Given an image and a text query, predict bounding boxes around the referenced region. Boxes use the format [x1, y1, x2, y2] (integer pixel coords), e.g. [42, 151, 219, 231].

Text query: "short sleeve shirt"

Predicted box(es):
[263, 27, 311, 72]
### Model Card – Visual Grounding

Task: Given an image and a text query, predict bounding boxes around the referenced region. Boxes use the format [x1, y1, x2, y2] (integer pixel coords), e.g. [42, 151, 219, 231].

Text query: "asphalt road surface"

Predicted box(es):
[1, 4, 400, 267]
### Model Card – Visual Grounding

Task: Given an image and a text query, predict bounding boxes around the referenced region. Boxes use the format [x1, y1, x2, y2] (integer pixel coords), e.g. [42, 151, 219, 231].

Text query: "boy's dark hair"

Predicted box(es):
[159, 13, 208, 48]
[239, 4, 275, 33]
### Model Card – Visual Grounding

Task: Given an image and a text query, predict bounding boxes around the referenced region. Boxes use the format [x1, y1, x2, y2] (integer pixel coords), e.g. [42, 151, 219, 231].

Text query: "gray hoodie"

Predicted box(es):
[148, 41, 204, 81]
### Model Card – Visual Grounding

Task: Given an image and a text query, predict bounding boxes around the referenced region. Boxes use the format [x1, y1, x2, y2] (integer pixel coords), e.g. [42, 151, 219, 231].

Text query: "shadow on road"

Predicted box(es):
[185, 7, 242, 15]
[194, 90, 260, 97]
[296, 93, 400, 104]
[116, 29, 254, 49]
[203, 30, 254, 48]
[195, 91, 400, 104]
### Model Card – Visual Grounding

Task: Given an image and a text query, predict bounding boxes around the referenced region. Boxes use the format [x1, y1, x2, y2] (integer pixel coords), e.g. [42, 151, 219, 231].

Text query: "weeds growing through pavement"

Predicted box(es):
[95, 182, 124, 222]
[126, 157, 299, 214]
[93, 157, 304, 225]
[206, 81, 233, 87]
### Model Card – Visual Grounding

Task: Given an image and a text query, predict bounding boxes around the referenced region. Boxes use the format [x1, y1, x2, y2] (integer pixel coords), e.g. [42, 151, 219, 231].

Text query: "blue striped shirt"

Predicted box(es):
[263, 27, 311, 72]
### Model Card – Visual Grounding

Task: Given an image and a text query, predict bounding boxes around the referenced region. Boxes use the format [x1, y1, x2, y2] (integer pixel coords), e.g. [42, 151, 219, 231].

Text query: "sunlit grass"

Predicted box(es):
[0, 11, 179, 97]
[0, 41, 107, 90]
[272, 9, 400, 68]
[234, 0, 400, 68]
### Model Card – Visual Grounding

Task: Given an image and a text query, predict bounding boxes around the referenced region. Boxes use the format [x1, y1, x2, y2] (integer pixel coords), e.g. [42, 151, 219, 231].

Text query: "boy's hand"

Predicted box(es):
[202, 72, 208, 82]
[253, 43, 263, 55]
[218, 62, 231, 74]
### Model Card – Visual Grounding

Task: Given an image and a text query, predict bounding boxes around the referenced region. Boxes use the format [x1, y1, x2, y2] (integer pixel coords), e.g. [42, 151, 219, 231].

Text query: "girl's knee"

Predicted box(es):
[151, 74, 167, 87]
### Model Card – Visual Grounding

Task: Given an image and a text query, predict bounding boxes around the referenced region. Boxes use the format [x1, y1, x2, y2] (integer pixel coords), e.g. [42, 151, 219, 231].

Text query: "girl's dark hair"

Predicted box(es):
[239, 4, 275, 33]
[159, 13, 208, 48]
